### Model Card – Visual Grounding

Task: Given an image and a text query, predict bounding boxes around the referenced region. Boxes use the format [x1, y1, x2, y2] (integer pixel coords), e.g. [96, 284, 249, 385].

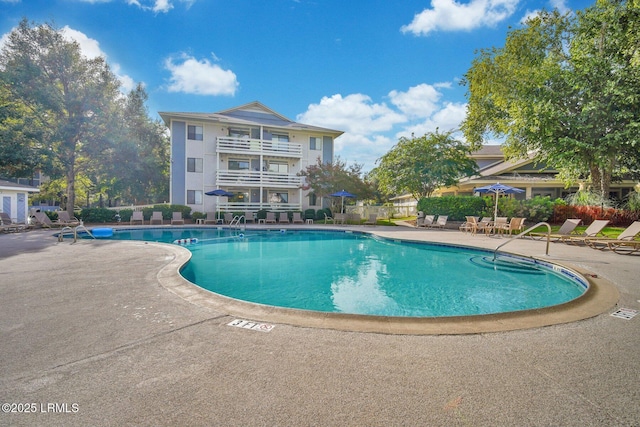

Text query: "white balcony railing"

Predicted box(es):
[216, 170, 302, 188]
[217, 136, 302, 158]
[218, 202, 302, 212]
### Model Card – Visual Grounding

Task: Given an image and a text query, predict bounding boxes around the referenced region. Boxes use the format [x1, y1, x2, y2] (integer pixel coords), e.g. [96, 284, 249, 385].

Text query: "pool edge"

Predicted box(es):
[154, 240, 620, 335]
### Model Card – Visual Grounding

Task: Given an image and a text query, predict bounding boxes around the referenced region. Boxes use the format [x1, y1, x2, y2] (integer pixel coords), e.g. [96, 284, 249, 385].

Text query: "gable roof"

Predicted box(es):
[159, 101, 343, 137]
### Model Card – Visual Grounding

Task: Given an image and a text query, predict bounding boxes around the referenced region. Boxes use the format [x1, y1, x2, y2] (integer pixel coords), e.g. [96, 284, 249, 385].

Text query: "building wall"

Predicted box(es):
[170, 121, 186, 205]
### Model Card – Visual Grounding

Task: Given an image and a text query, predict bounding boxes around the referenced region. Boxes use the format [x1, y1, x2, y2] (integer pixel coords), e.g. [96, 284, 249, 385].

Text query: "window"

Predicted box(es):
[229, 159, 250, 170]
[272, 133, 289, 142]
[229, 128, 250, 138]
[187, 158, 203, 173]
[188, 125, 203, 141]
[187, 190, 203, 205]
[269, 192, 288, 203]
[268, 162, 289, 173]
[310, 136, 322, 150]
[309, 193, 318, 206]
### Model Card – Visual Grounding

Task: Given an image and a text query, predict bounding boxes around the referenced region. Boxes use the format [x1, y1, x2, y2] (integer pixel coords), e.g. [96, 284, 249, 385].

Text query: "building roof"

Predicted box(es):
[159, 101, 344, 137]
[0, 179, 40, 192]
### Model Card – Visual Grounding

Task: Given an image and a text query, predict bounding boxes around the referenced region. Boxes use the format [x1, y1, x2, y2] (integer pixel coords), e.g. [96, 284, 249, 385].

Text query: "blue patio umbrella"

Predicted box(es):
[205, 189, 235, 218]
[474, 183, 525, 221]
[329, 190, 356, 214]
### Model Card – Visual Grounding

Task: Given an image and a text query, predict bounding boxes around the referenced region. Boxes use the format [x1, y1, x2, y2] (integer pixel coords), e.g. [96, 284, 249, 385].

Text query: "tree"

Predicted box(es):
[298, 157, 374, 209]
[0, 19, 121, 214]
[461, 0, 640, 197]
[374, 130, 478, 200]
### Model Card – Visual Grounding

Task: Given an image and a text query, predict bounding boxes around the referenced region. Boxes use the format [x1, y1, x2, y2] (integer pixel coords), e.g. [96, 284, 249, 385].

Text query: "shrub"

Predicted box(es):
[117, 209, 134, 222]
[552, 204, 640, 227]
[304, 209, 316, 220]
[79, 207, 118, 223]
[256, 209, 268, 220]
[417, 196, 487, 221]
[316, 208, 332, 220]
[191, 211, 205, 221]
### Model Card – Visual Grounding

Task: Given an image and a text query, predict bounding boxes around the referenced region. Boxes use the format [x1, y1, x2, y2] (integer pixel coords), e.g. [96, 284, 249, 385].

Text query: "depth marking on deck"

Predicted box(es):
[610, 308, 638, 320]
[228, 319, 275, 332]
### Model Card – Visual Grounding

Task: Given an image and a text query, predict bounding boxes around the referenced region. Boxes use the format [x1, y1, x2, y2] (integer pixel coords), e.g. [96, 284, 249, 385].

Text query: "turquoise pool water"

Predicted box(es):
[103, 228, 587, 317]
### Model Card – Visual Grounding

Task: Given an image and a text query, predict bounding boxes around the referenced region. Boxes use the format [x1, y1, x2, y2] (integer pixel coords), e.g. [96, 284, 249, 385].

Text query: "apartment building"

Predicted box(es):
[159, 102, 343, 214]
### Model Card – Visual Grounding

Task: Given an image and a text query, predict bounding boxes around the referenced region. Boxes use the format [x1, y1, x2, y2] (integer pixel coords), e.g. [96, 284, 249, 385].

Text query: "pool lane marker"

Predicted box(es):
[610, 308, 638, 320]
[228, 319, 275, 332]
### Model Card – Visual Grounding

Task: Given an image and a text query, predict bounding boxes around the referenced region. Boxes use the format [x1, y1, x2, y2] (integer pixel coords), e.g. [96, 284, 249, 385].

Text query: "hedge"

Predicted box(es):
[417, 196, 487, 221]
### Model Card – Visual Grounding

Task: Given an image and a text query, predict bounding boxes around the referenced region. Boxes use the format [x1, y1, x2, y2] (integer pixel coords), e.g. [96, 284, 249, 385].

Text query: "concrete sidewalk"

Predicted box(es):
[0, 227, 638, 426]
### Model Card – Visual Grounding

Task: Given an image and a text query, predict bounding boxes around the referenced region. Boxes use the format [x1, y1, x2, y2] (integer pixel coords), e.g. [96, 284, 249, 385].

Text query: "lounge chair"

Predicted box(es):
[265, 212, 277, 224]
[459, 216, 478, 233]
[244, 212, 255, 223]
[323, 213, 334, 224]
[529, 218, 582, 240]
[292, 212, 304, 224]
[563, 219, 610, 244]
[32, 211, 60, 228]
[428, 215, 448, 229]
[130, 211, 144, 225]
[56, 211, 80, 226]
[0, 212, 27, 232]
[500, 217, 525, 236]
[349, 213, 361, 224]
[223, 213, 233, 224]
[203, 212, 217, 224]
[171, 212, 184, 225]
[584, 221, 640, 254]
[364, 214, 377, 226]
[334, 213, 347, 225]
[278, 212, 290, 224]
[150, 211, 164, 225]
[418, 215, 435, 228]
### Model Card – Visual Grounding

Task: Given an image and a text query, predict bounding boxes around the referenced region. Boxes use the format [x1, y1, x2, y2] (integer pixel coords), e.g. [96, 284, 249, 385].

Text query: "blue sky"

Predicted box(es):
[1, 0, 594, 171]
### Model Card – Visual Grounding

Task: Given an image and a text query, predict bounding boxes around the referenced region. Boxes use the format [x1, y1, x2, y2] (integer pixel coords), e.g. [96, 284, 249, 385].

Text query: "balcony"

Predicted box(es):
[218, 202, 302, 212]
[216, 170, 302, 188]
[216, 136, 303, 158]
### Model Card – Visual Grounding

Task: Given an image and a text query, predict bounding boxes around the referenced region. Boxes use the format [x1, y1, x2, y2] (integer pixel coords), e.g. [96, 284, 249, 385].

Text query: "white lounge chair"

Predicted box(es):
[428, 215, 448, 229]
[278, 212, 290, 223]
[584, 221, 640, 253]
[130, 211, 144, 225]
[265, 212, 277, 224]
[292, 212, 304, 224]
[563, 219, 609, 244]
[529, 218, 581, 240]
[150, 211, 164, 225]
[171, 212, 184, 225]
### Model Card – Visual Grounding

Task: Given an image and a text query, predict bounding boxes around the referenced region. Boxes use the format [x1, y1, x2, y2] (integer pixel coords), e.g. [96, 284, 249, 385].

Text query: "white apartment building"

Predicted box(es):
[159, 102, 343, 214]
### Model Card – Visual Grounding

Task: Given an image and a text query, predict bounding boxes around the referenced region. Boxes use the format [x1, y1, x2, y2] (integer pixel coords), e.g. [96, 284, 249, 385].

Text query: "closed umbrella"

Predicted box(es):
[329, 190, 356, 214]
[474, 183, 524, 221]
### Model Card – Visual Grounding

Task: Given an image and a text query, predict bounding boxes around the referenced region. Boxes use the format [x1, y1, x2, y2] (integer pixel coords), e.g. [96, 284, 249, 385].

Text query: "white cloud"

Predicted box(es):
[126, 0, 195, 13]
[297, 94, 405, 135]
[521, 0, 571, 25]
[388, 83, 443, 118]
[164, 54, 238, 96]
[297, 85, 469, 171]
[401, 0, 519, 36]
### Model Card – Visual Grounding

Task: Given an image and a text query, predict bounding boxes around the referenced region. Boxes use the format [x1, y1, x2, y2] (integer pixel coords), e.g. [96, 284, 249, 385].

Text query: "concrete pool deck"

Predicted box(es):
[0, 225, 638, 426]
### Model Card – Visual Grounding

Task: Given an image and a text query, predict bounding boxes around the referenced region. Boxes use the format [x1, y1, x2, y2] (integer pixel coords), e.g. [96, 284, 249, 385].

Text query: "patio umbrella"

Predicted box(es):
[205, 189, 235, 218]
[474, 183, 525, 221]
[329, 190, 356, 214]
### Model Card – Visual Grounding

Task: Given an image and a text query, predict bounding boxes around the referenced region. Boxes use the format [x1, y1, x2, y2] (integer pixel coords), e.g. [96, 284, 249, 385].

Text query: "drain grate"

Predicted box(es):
[610, 308, 638, 320]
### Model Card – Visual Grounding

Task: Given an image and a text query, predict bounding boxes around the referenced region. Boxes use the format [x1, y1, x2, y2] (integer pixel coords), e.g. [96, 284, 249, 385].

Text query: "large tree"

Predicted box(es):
[0, 19, 121, 214]
[298, 157, 374, 209]
[461, 0, 640, 197]
[374, 130, 478, 200]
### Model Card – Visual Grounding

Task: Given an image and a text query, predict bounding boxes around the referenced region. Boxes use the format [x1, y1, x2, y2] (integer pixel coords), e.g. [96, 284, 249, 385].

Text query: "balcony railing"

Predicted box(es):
[217, 136, 302, 158]
[218, 202, 302, 212]
[216, 170, 302, 188]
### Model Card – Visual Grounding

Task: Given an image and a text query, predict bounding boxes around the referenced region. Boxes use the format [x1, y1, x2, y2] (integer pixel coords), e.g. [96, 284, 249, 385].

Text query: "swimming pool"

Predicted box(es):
[104, 228, 587, 317]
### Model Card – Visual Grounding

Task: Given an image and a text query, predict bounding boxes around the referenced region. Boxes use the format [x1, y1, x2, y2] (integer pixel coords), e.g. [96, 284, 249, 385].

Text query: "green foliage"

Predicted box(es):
[565, 190, 613, 208]
[191, 211, 205, 221]
[298, 157, 374, 209]
[141, 204, 191, 220]
[117, 209, 134, 222]
[316, 208, 332, 220]
[498, 196, 558, 223]
[375, 131, 478, 200]
[417, 196, 487, 221]
[79, 208, 117, 223]
[256, 209, 268, 220]
[461, 1, 640, 197]
[624, 191, 640, 211]
[304, 209, 317, 220]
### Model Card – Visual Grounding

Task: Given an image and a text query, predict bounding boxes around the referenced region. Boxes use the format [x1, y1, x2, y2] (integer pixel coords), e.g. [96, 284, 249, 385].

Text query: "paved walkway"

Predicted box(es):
[0, 226, 638, 426]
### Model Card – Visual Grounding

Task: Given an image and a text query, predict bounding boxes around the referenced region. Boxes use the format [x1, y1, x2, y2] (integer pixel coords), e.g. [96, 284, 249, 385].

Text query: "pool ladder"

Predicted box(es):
[493, 222, 551, 261]
[57, 221, 95, 243]
[230, 215, 246, 234]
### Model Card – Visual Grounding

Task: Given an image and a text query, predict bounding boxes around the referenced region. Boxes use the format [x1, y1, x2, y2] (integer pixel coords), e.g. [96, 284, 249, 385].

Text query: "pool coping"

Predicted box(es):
[151, 229, 620, 335]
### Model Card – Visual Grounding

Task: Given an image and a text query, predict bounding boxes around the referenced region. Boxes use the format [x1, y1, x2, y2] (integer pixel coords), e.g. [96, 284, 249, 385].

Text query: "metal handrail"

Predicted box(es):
[493, 222, 551, 260]
[230, 215, 246, 232]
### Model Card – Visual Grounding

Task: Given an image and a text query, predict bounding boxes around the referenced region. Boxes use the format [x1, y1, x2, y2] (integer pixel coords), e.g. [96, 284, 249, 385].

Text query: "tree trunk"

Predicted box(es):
[589, 163, 611, 199]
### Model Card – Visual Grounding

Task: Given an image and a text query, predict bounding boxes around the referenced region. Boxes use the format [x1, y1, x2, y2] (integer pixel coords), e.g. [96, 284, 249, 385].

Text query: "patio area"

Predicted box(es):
[0, 226, 638, 426]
